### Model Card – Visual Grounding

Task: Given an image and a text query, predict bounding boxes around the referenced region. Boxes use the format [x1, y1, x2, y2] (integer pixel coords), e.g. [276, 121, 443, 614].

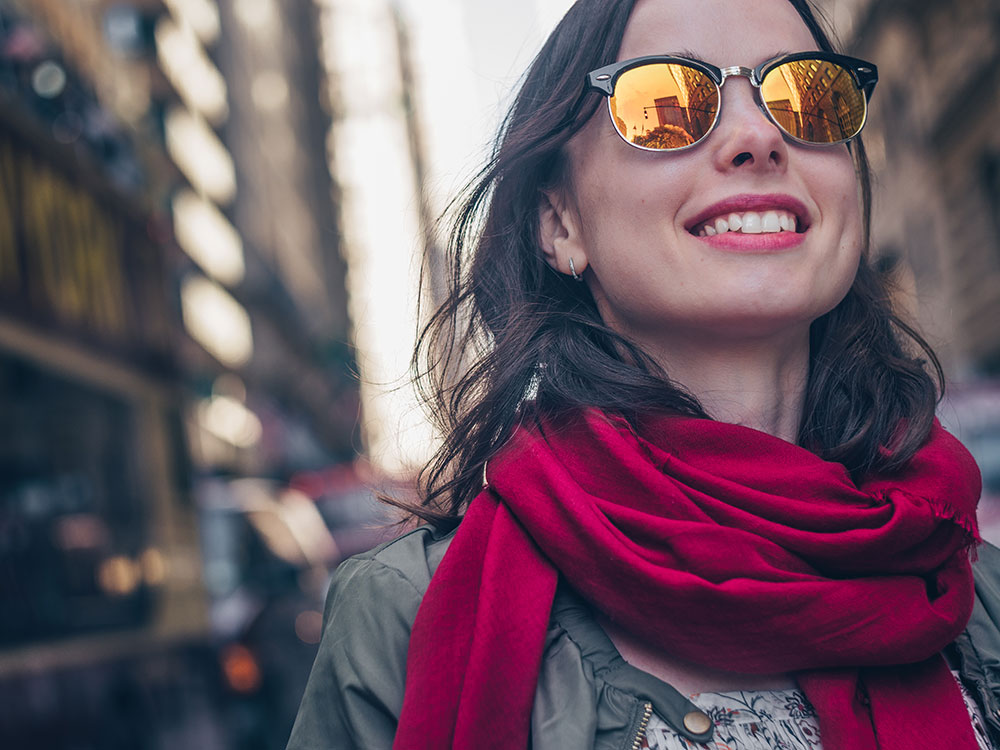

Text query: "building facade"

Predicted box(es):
[834, 0, 1000, 372]
[831, 0, 1000, 528]
[0, 0, 363, 746]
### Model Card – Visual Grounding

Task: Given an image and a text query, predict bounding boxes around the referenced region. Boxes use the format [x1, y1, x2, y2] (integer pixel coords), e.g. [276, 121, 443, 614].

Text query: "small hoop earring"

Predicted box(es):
[568, 257, 583, 282]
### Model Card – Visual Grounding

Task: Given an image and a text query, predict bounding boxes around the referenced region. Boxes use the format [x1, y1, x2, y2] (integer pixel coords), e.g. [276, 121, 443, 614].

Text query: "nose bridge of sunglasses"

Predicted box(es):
[716, 66, 766, 108]
[716, 67, 774, 124]
[719, 65, 755, 84]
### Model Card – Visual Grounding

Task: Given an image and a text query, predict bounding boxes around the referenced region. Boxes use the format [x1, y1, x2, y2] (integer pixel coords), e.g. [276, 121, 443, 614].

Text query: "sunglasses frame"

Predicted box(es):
[586, 51, 878, 152]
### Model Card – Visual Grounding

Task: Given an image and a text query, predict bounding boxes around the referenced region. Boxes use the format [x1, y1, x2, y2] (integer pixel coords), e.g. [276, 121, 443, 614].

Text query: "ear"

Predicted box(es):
[538, 188, 589, 278]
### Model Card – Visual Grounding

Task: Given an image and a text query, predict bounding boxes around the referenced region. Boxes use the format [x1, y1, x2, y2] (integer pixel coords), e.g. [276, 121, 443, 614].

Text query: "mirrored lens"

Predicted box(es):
[760, 59, 866, 143]
[609, 63, 720, 149]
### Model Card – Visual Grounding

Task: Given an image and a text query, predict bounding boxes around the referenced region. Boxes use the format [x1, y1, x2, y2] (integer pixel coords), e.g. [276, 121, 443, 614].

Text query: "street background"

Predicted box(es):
[0, 0, 998, 747]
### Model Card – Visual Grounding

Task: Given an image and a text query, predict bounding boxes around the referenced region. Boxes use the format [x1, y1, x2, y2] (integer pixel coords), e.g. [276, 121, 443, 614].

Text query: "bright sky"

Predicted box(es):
[398, 0, 576, 214]
[323, 0, 575, 475]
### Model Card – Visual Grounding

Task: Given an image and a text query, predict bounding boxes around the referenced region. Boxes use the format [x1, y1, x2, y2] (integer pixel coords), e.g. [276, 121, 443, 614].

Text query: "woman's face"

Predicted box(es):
[548, 0, 863, 354]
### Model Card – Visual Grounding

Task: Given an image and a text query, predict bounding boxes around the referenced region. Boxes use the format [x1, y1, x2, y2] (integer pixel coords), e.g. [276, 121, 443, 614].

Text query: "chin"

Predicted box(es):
[715, 280, 852, 323]
[678, 303, 838, 340]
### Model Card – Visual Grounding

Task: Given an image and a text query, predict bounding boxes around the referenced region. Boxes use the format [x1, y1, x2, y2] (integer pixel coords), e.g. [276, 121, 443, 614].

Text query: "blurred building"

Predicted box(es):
[177, 0, 359, 480]
[830, 0, 1000, 528]
[0, 0, 216, 746]
[313, 0, 440, 477]
[0, 0, 367, 747]
[316, 0, 577, 476]
[832, 0, 999, 373]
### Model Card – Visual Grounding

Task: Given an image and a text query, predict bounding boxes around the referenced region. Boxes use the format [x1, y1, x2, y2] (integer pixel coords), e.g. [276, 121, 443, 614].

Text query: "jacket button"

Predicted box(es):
[683, 710, 712, 735]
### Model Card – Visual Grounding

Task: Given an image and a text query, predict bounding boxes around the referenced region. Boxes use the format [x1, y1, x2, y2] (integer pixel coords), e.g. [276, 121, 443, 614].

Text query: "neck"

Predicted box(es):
[645, 329, 810, 443]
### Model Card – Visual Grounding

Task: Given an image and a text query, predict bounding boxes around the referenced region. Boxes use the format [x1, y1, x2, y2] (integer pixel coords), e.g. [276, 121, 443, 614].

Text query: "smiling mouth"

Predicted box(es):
[693, 210, 804, 237]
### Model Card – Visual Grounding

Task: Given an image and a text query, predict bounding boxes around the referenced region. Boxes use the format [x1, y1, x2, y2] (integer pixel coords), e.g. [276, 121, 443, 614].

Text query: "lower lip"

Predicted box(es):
[696, 230, 806, 252]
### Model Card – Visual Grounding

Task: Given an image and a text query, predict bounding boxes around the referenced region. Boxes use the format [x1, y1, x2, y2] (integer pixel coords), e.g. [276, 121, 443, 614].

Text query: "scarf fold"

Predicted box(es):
[394, 411, 982, 749]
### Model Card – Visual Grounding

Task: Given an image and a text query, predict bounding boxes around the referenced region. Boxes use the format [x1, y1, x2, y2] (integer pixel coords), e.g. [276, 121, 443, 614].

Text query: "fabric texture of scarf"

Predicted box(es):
[394, 411, 982, 749]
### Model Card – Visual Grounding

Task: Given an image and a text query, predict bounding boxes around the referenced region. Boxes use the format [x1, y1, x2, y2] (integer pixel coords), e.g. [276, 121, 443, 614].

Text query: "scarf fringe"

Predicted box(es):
[877, 488, 982, 559]
[935, 502, 983, 562]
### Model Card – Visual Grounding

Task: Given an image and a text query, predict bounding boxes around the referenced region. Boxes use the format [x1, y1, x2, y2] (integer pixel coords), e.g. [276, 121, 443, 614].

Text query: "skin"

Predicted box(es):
[539, 0, 863, 445]
[538, 0, 864, 691]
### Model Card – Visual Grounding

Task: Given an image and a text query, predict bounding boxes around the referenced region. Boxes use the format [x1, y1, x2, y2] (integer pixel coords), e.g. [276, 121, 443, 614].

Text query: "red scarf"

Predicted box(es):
[394, 411, 982, 749]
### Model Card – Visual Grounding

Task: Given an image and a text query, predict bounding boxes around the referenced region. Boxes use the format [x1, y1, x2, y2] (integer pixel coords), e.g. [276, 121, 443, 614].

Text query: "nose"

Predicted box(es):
[709, 73, 788, 173]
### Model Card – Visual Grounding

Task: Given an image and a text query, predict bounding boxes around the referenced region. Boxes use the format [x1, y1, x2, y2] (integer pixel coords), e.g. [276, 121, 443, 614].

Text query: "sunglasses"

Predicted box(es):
[586, 52, 878, 151]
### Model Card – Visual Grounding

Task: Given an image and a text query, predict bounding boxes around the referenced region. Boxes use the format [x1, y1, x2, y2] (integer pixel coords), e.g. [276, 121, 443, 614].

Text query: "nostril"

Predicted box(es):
[733, 152, 752, 167]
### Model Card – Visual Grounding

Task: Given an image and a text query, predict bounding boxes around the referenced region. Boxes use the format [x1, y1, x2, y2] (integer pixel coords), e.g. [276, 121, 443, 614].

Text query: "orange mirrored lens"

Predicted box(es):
[760, 59, 866, 143]
[609, 63, 719, 149]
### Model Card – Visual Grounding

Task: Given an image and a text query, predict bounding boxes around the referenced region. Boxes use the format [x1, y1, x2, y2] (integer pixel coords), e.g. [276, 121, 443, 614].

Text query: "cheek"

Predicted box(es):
[826, 152, 864, 237]
[812, 153, 864, 268]
[815, 165, 865, 312]
[572, 161, 695, 264]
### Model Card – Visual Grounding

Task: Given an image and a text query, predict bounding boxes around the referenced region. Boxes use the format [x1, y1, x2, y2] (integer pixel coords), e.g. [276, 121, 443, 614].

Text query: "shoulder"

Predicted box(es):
[317, 524, 456, 677]
[317, 523, 457, 666]
[317, 524, 452, 645]
[286, 526, 455, 750]
[339, 523, 457, 597]
[969, 541, 1000, 649]
[973, 541, 1000, 599]
[953, 542, 1000, 730]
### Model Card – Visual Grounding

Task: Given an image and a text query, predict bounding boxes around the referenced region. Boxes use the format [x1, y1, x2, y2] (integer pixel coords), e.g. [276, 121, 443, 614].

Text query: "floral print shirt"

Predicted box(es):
[641, 672, 993, 750]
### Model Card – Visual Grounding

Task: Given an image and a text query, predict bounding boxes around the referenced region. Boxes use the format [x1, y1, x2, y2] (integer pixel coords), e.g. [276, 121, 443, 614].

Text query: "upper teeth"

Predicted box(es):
[697, 211, 798, 236]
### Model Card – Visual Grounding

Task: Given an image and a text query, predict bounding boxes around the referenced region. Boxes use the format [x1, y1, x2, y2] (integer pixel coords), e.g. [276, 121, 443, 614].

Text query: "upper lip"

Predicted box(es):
[685, 193, 812, 234]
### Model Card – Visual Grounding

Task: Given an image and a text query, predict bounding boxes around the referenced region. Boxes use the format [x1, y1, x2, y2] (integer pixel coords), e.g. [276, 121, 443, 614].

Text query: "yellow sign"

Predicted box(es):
[0, 129, 158, 347]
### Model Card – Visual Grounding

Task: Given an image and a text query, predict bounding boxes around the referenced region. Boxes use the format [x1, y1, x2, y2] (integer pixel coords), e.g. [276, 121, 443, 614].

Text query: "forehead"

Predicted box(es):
[619, 0, 820, 65]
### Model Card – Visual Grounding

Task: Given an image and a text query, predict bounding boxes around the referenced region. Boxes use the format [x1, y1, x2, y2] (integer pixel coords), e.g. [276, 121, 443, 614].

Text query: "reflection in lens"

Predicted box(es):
[609, 63, 719, 149]
[761, 59, 866, 143]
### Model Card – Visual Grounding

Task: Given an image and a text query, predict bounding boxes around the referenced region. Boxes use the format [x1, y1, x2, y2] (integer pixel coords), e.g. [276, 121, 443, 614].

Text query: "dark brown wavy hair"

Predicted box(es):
[400, 0, 942, 529]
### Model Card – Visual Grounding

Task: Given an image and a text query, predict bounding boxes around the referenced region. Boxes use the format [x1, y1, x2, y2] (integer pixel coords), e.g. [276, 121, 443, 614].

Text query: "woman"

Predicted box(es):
[288, 0, 1000, 748]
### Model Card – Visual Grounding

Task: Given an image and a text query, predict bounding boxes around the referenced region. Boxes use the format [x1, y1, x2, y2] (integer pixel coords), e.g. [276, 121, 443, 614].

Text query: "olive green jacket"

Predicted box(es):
[287, 526, 1000, 749]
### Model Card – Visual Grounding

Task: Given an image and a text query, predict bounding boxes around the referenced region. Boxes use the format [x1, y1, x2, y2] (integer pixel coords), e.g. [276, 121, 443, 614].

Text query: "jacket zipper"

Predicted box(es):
[631, 701, 653, 750]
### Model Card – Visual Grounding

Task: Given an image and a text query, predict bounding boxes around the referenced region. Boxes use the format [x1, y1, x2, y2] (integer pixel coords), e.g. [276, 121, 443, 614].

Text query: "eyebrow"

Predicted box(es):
[666, 48, 797, 65]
